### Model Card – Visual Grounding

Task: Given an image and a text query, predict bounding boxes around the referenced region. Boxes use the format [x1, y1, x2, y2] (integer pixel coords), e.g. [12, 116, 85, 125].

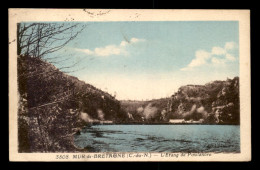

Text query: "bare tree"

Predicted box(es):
[17, 23, 86, 59]
[17, 22, 88, 77]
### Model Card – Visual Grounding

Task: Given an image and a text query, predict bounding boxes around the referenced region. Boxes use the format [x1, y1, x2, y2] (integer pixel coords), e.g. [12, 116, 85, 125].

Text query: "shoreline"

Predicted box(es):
[83, 123, 240, 126]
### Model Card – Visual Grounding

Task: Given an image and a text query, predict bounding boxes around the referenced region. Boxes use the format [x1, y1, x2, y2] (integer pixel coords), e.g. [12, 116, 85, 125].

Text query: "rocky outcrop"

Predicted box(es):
[120, 77, 239, 124]
[166, 77, 239, 124]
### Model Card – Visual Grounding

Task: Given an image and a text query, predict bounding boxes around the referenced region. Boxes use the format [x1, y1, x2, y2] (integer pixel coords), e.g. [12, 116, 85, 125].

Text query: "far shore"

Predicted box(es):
[83, 122, 240, 126]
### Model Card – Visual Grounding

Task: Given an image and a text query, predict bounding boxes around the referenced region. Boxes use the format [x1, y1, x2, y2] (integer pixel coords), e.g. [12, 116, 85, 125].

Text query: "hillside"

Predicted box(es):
[17, 55, 127, 152]
[167, 77, 239, 124]
[120, 77, 240, 124]
[120, 98, 170, 122]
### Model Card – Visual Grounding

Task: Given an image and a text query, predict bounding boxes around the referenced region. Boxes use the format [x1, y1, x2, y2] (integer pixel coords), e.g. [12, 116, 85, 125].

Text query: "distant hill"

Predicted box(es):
[167, 77, 239, 124]
[120, 98, 170, 122]
[120, 77, 239, 124]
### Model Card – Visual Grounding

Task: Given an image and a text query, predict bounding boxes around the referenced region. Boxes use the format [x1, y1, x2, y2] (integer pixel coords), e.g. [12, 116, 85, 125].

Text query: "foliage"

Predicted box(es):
[121, 78, 240, 125]
[168, 77, 240, 124]
[18, 56, 126, 152]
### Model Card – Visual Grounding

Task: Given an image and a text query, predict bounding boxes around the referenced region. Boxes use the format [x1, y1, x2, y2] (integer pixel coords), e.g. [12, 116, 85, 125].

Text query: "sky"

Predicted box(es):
[49, 21, 239, 100]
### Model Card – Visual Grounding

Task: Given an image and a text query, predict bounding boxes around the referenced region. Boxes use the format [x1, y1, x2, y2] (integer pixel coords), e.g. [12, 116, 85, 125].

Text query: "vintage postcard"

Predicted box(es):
[9, 9, 251, 161]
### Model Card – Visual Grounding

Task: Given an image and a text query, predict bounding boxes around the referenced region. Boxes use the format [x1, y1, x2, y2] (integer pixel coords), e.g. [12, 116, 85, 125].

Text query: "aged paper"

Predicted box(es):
[9, 9, 251, 161]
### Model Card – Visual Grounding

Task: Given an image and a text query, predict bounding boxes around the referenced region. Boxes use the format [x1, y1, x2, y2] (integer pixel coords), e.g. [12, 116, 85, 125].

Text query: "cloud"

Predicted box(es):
[120, 41, 128, 47]
[120, 38, 145, 47]
[181, 50, 210, 71]
[94, 45, 125, 56]
[225, 53, 236, 61]
[181, 41, 237, 71]
[188, 50, 211, 67]
[76, 37, 145, 57]
[130, 37, 145, 43]
[211, 57, 226, 65]
[225, 42, 237, 50]
[211, 47, 226, 55]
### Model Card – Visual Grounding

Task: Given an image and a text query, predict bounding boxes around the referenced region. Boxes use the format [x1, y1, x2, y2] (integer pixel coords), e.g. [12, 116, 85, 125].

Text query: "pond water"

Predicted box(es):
[74, 125, 240, 153]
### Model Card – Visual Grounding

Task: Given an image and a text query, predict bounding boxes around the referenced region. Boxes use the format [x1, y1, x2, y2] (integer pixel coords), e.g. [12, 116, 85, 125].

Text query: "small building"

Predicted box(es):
[190, 120, 201, 124]
[185, 120, 193, 123]
[100, 120, 113, 124]
[187, 119, 204, 124]
[169, 119, 185, 124]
